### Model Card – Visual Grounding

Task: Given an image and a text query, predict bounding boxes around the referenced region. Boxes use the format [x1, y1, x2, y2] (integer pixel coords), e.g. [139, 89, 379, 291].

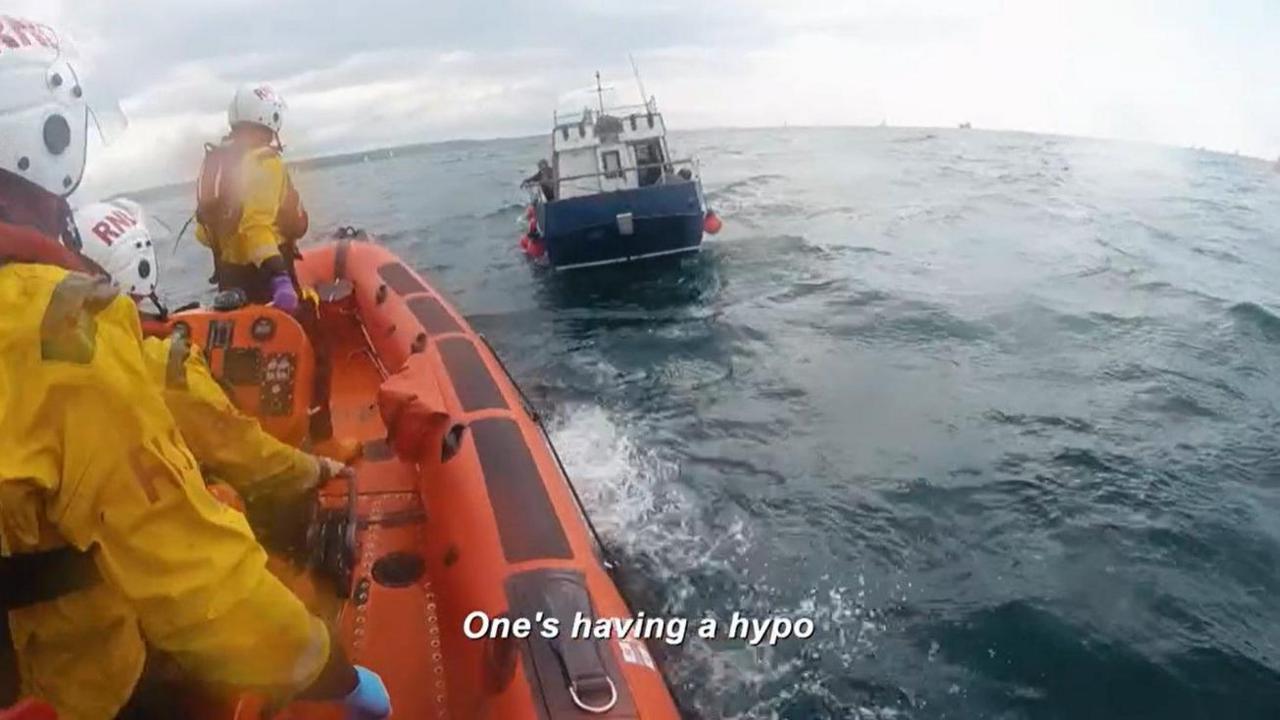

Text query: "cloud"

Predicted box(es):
[5, 0, 1276, 198]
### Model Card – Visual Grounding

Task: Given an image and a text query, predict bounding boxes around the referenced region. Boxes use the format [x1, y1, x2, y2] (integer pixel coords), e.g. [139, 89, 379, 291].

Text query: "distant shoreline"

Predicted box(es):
[118, 124, 1274, 203]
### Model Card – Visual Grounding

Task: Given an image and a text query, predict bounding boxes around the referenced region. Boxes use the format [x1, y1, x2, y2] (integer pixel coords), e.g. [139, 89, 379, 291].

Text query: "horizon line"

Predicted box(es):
[111, 122, 1273, 201]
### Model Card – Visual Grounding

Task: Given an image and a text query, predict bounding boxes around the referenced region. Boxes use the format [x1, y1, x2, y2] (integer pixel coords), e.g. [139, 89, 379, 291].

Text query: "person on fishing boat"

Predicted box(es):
[74, 199, 349, 505]
[0, 22, 389, 720]
[193, 83, 354, 459]
[522, 158, 557, 200]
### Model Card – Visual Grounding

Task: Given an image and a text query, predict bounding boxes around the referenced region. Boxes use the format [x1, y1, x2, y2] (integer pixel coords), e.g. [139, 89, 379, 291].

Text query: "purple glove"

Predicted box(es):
[269, 273, 298, 314]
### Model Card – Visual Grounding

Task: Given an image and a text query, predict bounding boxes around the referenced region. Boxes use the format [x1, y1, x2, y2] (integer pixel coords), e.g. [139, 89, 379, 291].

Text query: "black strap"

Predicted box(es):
[542, 578, 616, 709]
[0, 547, 101, 611]
[1, 608, 16, 705]
[210, 232, 227, 289]
[57, 198, 81, 253]
[505, 569, 633, 716]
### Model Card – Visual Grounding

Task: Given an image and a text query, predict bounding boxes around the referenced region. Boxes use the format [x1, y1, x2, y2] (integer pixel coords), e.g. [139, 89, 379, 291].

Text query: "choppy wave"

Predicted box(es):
[1229, 302, 1280, 342]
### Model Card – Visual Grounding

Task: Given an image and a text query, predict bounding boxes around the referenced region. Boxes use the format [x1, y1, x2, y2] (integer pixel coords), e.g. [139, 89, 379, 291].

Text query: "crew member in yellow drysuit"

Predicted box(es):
[0, 21, 389, 720]
[194, 83, 352, 457]
[148, 333, 333, 498]
[193, 83, 307, 312]
[73, 199, 343, 505]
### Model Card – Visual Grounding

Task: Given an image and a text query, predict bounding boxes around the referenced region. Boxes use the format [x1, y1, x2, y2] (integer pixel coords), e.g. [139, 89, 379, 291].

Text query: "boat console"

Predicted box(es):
[167, 297, 316, 447]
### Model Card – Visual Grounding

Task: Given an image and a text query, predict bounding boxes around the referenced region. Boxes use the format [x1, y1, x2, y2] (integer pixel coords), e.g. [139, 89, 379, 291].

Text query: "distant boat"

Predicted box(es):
[518, 71, 715, 271]
[958, 122, 972, 129]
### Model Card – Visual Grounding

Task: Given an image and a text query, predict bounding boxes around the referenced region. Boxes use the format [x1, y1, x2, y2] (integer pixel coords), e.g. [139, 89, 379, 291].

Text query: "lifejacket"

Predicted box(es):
[195, 139, 310, 254]
[0, 220, 90, 275]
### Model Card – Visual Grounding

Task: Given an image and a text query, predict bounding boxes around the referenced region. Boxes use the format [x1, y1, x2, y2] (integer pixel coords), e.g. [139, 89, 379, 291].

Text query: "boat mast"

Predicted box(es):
[629, 54, 650, 111]
[595, 71, 606, 115]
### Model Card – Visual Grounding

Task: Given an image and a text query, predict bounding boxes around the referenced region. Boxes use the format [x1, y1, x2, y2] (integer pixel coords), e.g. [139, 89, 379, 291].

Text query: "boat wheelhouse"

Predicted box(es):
[520, 75, 716, 270]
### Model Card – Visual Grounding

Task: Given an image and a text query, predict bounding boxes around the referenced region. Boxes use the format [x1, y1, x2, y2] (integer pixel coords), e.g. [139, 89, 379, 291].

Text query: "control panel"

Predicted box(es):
[167, 306, 316, 446]
[260, 352, 299, 416]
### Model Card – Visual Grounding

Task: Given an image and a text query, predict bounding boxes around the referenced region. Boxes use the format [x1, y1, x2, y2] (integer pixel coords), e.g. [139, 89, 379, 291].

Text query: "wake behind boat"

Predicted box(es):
[520, 72, 721, 270]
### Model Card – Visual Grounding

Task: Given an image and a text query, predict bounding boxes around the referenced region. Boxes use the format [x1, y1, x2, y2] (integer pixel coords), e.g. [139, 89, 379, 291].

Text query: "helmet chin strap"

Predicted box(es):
[147, 289, 170, 320]
[58, 197, 82, 253]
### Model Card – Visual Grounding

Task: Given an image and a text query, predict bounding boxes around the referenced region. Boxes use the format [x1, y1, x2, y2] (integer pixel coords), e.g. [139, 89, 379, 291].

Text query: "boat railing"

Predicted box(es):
[555, 157, 698, 185]
[553, 102, 659, 127]
[524, 158, 700, 203]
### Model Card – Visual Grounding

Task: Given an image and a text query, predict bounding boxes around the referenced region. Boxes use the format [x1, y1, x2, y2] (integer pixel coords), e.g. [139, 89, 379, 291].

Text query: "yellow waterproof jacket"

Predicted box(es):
[139, 335, 320, 501]
[0, 264, 330, 720]
[195, 146, 293, 267]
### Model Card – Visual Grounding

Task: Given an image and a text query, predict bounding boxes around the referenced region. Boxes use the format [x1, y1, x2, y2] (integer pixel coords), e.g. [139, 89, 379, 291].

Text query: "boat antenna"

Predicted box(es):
[629, 53, 650, 110]
[171, 212, 196, 256]
[595, 70, 606, 115]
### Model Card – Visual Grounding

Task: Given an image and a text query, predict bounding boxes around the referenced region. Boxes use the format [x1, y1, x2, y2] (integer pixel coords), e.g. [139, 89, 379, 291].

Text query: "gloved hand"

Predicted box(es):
[312, 456, 352, 489]
[301, 286, 321, 308]
[344, 665, 391, 719]
[269, 273, 299, 314]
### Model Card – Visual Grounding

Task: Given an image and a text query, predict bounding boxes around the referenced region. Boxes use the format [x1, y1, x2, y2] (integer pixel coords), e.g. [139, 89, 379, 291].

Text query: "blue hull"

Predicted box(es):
[539, 181, 704, 270]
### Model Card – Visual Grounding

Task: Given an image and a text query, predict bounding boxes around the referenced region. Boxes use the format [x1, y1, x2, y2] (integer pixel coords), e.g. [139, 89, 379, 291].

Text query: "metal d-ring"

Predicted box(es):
[569, 677, 618, 714]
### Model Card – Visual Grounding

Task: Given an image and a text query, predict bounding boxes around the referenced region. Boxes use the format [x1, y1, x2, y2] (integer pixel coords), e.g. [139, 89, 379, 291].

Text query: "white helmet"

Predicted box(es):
[74, 198, 159, 298]
[0, 17, 124, 197]
[228, 83, 286, 134]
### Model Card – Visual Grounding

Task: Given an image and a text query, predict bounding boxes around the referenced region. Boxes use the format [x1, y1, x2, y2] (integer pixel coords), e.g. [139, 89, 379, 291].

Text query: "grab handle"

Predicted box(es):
[505, 569, 635, 716]
[570, 677, 618, 714]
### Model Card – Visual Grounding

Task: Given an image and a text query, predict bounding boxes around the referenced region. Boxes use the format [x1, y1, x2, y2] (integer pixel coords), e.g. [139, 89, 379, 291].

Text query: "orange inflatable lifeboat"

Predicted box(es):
[161, 229, 681, 719]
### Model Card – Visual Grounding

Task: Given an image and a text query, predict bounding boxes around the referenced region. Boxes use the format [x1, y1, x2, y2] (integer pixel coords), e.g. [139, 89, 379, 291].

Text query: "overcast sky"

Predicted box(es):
[13, 0, 1280, 197]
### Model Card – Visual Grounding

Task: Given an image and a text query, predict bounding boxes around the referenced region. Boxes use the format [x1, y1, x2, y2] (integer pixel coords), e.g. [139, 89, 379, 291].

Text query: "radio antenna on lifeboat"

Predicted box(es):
[171, 212, 196, 256]
[594, 71, 606, 114]
[629, 54, 650, 111]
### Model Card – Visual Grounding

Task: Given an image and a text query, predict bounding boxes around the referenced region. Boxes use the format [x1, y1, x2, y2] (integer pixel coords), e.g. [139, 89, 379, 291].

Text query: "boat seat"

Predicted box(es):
[313, 278, 357, 329]
[314, 278, 354, 306]
[168, 305, 317, 446]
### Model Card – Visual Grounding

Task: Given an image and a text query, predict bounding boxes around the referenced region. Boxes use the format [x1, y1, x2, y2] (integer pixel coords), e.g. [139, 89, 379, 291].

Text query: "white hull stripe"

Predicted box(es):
[554, 245, 701, 271]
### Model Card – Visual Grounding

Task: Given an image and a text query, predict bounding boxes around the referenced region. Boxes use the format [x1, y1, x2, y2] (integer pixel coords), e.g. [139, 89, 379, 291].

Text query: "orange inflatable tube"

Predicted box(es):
[167, 230, 681, 719]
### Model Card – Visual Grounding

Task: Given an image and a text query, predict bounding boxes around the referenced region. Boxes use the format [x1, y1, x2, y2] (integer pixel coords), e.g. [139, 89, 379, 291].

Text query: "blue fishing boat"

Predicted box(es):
[519, 72, 720, 270]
